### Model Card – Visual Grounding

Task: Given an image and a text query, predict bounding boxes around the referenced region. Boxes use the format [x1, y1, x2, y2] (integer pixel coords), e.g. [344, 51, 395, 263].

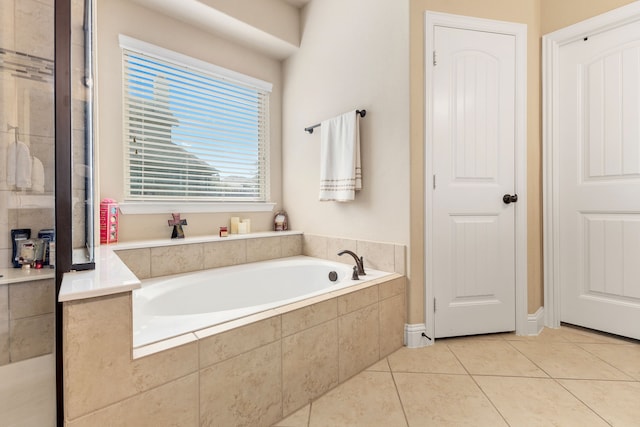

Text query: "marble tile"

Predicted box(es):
[475, 376, 608, 427]
[9, 278, 54, 319]
[394, 244, 406, 275]
[337, 286, 378, 316]
[203, 239, 246, 269]
[13, 207, 54, 231]
[200, 341, 282, 427]
[395, 373, 506, 427]
[9, 313, 53, 362]
[282, 298, 337, 337]
[66, 374, 199, 427]
[356, 240, 395, 272]
[150, 243, 203, 277]
[302, 234, 327, 259]
[338, 304, 379, 381]
[282, 320, 338, 415]
[15, 0, 54, 60]
[0, 0, 16, 51]
[326, 237, 357, 264]
[246, 236, 282, 262]
[379, 293, 405, 358]
[114, 248, 151, 280]
[17, 80, 55, 139]
[308, 371, 407, 427]
[509, 341, 632, 380]
[447, 340, 547, 377]
[199, 316, 281, 368]
[558, 379, 640, 426]
[378, 276, 405, 300]
[366, 357, 390, 372]
[387, 344, 466, 375]
[577, 343, 640, 380]
[0, 284, 8, 365]
[0, 249, 12, 269]
[281, 234, 303, 257]
[273, 404, 309, 427]
[63, 294, 198, 419]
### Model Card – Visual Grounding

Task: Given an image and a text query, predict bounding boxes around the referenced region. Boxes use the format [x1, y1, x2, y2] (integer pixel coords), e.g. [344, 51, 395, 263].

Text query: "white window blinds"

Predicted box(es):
[121, 36, 271, 202]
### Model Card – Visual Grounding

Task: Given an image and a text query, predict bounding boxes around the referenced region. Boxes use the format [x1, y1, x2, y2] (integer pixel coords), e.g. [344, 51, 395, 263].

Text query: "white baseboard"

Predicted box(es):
[527, 307, 545, 336]
[404, 323, 431, 348]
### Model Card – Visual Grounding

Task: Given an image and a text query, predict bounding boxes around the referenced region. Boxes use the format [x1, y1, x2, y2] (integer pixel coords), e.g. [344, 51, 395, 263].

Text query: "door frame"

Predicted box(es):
[424, 12, 528, 339]
[542, 2, 640, 329]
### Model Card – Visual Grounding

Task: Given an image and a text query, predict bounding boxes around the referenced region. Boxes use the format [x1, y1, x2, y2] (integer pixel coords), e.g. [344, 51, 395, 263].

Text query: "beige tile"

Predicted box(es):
[356, 240, 395, 272]
[339, 304, 379, 381]
[337, 286, 378, 315]
[475, 376, 608, 427]
[66, 374, 199, 427]
[19, 82, 55, 139]
[309, 371, 407, 427]
[282, 299, 337, 337]
[63, 294, 198, 419]
[395, 372, 506, 427]
[150, 243, 203, 277]
[366, 357, 390, 372]
[447, 340, 547, 377]
[9, 279, 54, 319]
[10, 313, 53, 362]
[302, 234, 327, 258]
[203, 239, 246, 269]
[281, 234, 303, 257]
[199, 316, 281, 368]
[274, 404, 309, 427]
[247, 236, 282, 262]
[378, 276, 405, 300]
[559, 325, 632, 344]
[388, 344, 467, 374]
[283, 320, 338, 415]
[326, 237, 357, 264]
[558, 379, 640, 426]
[510, 341, 633, 380]
[0, 284, 8, 365]
[577, 343, 640, 380]
[15, 0, 54, 60]
[0, 0, 16, 51]
[394, 244, 406, 275]
[114, 248, 151, 279]
[200, 341, 282, 427]
[379, 293, 405, 357]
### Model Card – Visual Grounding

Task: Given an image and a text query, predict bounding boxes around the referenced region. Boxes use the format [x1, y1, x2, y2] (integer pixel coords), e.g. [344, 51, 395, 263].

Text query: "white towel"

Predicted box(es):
[319, 110, 362, 201]
[7, 141, 32, 189]
[32, 157, 45, 193]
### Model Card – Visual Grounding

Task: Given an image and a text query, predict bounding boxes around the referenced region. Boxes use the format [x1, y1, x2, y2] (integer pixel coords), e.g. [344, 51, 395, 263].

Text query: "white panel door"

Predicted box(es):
[432, 26, 517, 338]
[559, 20, 640, 340]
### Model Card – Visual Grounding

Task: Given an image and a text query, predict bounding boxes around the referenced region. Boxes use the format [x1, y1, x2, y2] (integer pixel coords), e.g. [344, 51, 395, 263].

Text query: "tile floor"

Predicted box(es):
[273, 326, 640, 426]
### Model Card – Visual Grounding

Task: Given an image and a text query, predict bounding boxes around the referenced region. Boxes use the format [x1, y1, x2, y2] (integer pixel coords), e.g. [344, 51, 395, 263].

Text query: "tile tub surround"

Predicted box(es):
[62, 276, 406, 425]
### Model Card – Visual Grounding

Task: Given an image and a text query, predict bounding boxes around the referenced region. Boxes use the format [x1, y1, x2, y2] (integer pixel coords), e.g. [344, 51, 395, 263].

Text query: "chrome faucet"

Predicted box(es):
[337, 250, 366, 277]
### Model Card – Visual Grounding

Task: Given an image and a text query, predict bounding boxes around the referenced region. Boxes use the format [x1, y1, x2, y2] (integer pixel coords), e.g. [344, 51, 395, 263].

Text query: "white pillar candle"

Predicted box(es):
[230, 217, 240, 234]
[238, 222, 247, 234]
[242, 219, 251, 233]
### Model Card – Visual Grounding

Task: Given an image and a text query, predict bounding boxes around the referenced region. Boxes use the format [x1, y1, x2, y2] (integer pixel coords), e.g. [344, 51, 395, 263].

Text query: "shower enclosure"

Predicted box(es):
[0, 0, 95, 424]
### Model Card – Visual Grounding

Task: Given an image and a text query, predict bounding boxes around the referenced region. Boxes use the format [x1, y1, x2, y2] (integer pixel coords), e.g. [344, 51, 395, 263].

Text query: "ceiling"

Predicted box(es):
[283, 0, 311, 7]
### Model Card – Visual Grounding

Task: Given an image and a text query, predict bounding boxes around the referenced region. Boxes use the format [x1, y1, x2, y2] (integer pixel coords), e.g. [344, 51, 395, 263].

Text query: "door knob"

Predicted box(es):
[503, 194, 518, 204]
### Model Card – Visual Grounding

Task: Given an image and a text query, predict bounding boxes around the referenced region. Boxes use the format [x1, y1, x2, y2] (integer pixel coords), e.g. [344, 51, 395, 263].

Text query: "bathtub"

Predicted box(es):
[133, 255, 393, 347]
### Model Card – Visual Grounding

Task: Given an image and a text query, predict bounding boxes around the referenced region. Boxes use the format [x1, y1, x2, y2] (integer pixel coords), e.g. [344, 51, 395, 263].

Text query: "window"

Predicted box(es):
[120, 36, 272, 203]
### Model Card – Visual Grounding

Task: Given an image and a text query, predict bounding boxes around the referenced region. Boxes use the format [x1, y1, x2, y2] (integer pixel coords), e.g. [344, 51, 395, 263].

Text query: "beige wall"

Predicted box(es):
[541, 0, 636, 34]
[281, 0, 411, 245]
[96, 0, 283, 241]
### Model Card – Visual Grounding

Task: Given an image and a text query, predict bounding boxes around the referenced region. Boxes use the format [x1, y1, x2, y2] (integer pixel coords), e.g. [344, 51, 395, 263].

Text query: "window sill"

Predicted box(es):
[119, 201, 277, 215]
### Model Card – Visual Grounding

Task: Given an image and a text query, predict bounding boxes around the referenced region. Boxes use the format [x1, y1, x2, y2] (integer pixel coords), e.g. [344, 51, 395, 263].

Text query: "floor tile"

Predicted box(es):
[503, 326, 574, 342]
[510, 341, 633, 380]
[273, 404, 310, 427]
[394, 372, 507, 427]
[308, 371, 407, 427]
[558, 326, 633, 344]
[447, 340, 548, 377]
[387, 344, 466, 375]
[577, 343, 640, 380]
[559, 379, 640, 427]
[475, 376, 609, 427]
[366, 358, 390, 372]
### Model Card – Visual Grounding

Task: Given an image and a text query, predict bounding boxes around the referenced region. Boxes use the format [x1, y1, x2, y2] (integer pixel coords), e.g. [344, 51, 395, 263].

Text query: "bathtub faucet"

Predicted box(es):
[337, 250, 366, 277]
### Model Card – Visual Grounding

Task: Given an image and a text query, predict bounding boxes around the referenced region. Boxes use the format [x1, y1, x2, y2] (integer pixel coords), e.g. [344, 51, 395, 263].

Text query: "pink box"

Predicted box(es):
[100, 199, 119, 244]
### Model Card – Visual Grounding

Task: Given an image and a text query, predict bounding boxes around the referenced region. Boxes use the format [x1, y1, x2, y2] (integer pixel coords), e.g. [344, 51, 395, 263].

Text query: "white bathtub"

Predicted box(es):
[133, 255, 392, 347]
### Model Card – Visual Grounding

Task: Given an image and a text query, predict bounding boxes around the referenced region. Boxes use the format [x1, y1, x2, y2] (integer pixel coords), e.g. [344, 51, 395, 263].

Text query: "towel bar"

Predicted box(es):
[305, 109, 366, 134]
